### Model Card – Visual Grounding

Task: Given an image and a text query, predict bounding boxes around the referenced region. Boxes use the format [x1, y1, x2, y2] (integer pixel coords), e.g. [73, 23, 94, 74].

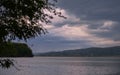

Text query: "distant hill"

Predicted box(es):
[0, 42, 33, 57]
[35, 46, 120, 57]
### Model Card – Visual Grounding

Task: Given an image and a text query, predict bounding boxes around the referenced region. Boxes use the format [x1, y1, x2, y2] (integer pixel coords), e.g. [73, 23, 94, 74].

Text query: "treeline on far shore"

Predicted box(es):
[36, 46, 120, 57]
[0, 42, 33, 57]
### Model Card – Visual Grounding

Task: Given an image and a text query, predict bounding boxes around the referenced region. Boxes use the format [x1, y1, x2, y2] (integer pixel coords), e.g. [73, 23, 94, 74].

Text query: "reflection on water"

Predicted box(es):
[0, 57, 120, 75]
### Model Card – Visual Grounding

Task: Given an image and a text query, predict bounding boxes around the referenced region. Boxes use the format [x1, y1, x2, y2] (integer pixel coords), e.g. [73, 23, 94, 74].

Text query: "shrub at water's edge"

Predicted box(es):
[0, 42, 33, 57]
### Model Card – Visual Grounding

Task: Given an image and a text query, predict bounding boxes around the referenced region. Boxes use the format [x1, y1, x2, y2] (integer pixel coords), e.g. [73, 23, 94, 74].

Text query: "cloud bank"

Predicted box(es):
[28, 0, 120, 53]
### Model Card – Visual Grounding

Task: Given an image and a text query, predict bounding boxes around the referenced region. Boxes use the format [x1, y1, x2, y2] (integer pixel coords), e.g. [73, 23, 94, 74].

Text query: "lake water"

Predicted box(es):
[0, 57, 120, 75]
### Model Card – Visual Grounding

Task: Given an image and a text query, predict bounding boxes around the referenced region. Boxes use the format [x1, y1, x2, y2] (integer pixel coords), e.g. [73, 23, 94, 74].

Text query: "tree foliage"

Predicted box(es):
[0, 0, 65, 68]
[0, 59, 14, 68]
[0, 42, 33, 57]
[0, 0, 64, 44]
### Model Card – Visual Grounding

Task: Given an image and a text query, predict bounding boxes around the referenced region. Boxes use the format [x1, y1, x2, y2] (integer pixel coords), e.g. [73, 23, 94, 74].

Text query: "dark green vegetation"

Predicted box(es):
[0, 42, 33, 57]
[0, 0, 64, 68]
[36, 46, 120, 57]
[0, 0, 65, 44]
[0, 59, 14, 68]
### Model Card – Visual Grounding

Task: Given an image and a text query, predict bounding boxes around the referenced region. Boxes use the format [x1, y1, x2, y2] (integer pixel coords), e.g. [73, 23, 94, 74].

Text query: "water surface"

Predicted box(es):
[0, 57, 120, 75]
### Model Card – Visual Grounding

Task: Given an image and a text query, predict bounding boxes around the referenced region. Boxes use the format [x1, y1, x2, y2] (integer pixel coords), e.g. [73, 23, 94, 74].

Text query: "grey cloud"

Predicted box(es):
[28, 34, 92, 53]
[28, 0, 120, 53]
[87, 21, 120, 41]
[58, 0, 120, 21]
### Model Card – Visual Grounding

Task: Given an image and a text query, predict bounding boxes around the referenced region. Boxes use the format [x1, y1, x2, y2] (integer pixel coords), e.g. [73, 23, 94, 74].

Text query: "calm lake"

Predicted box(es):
[0, 57, 120, 75]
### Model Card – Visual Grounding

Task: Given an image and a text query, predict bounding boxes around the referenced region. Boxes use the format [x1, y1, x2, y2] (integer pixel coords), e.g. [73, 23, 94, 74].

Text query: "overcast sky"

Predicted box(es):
[27, 0, 120, 53]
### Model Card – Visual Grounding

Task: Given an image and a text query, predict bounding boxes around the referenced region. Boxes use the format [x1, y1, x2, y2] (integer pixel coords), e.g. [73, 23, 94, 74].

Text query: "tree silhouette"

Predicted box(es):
[0, 0, 65, 68]
[0, 0, 65, 43]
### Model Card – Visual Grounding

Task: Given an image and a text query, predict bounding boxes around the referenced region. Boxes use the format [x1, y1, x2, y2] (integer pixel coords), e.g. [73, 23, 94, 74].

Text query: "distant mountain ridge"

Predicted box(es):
[35, 46, 120, 57]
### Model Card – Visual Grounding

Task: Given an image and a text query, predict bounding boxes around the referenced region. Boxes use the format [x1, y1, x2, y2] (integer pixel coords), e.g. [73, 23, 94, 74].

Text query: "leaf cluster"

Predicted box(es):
[0, 59, 14, 68]
[0, 0, 64, 43]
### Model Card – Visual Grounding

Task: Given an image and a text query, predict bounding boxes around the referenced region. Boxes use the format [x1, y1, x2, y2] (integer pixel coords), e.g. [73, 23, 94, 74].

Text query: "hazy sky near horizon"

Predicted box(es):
[27, 0, 120, 53]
